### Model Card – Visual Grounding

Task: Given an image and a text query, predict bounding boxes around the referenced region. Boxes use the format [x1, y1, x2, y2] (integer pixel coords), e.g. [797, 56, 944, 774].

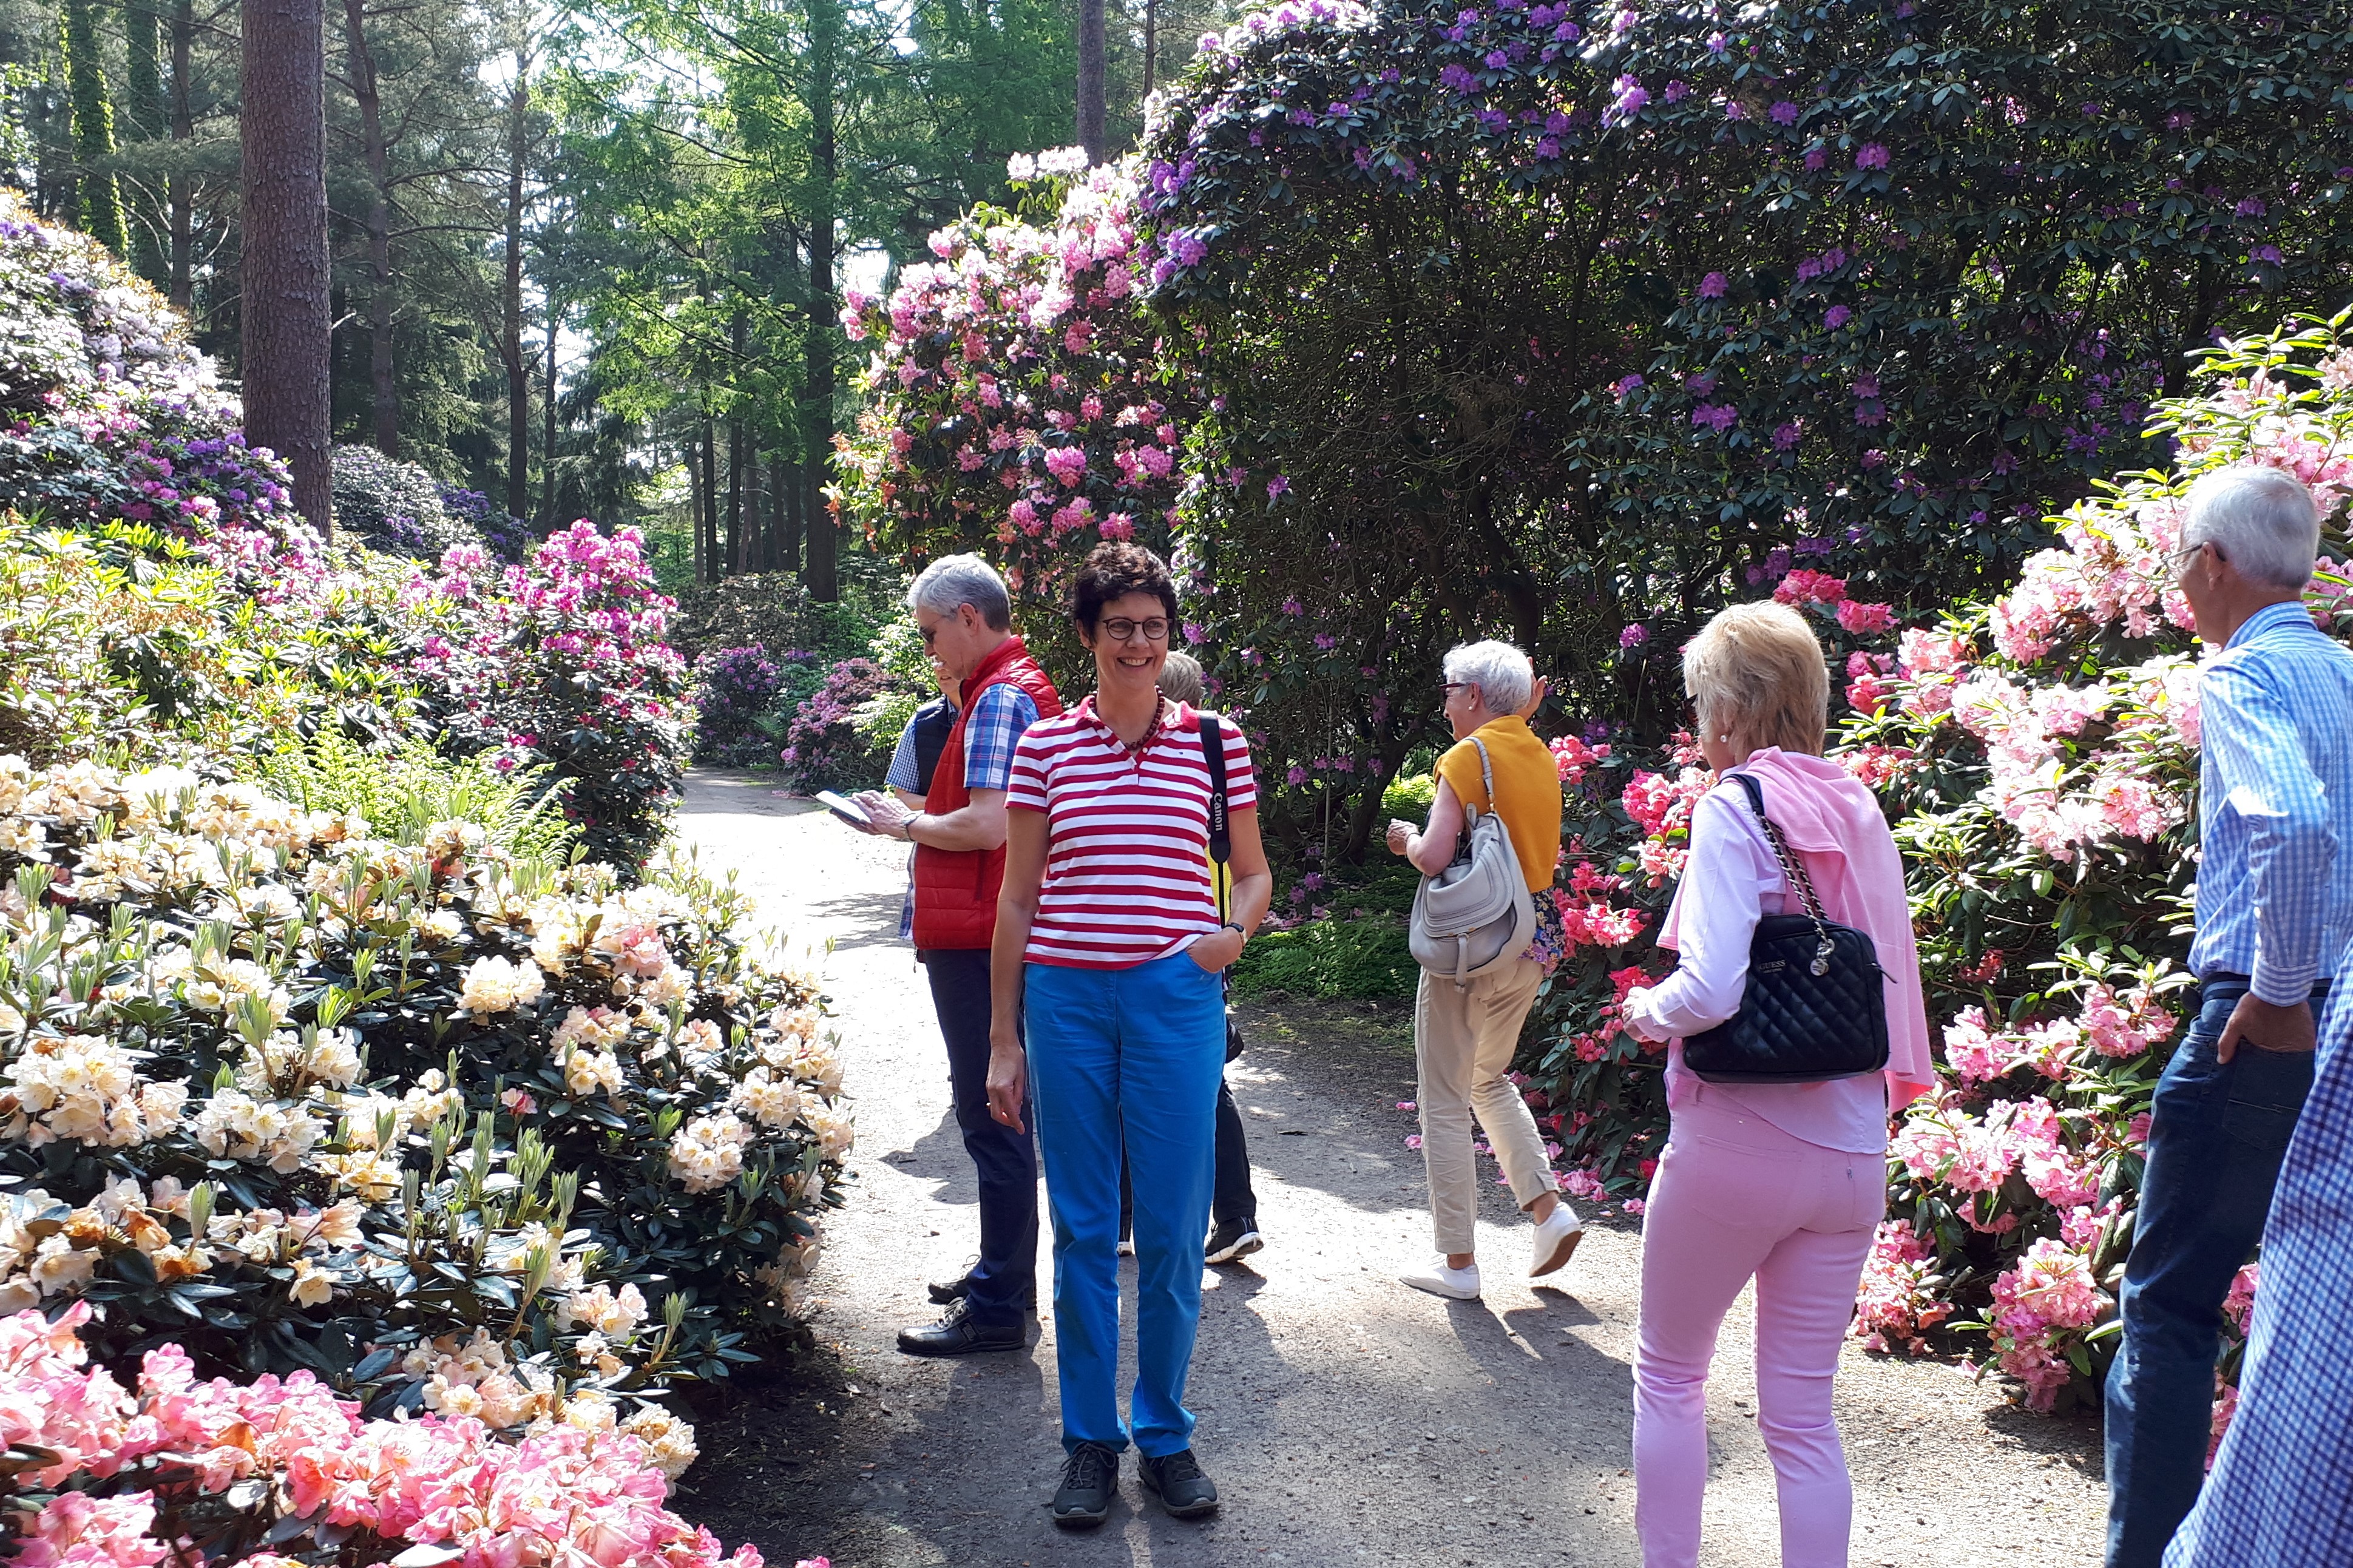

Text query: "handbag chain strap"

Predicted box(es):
[1728, 774, 1837, 975]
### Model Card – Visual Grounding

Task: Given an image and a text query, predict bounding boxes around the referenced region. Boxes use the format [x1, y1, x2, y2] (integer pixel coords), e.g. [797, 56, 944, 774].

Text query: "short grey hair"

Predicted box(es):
[907, 553, 1012, 630]
[1157, 649, 1205, 706]
[2182, 466, 2321, 592]
[1442, 639, 1533, 716]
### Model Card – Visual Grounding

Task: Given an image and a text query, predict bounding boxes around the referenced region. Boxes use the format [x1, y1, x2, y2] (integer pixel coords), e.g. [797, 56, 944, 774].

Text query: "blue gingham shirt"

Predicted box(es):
[2165, 982, 2353, 1567]
[2185, 602, 2353, 1004]
[960, 683, 1039, 794]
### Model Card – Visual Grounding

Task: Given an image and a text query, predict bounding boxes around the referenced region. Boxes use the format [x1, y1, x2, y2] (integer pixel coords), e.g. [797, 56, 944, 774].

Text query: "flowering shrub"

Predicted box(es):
[1118, 0, 2353, 862]
[406, 522, 692, 871]
[693, 646, 790, 767]
[0, 755, 848, 1419]
[837, 159, 1192, 647]
[776, 657, 898, 792]
[1531, 311, 2353, 1413]
[0, 1303, 780, 1567]
[0, 191, 299, 550]
[437, 484, 538, 563]
[331, 444, 486, 562]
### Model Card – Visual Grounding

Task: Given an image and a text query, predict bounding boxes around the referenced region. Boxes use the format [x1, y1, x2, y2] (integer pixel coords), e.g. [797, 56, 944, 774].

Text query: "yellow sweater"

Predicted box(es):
[1435, 715, 1563, 894]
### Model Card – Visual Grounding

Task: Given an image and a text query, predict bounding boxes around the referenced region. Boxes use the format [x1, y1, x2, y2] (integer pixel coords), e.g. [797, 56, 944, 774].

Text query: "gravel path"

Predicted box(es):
[671, 771, 2109, 1567]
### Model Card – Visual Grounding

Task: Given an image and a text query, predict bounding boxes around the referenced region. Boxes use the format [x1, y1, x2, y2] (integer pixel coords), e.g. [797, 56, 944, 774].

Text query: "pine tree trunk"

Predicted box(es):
[61, 0, 128, 254]
[343, 0, 400, 456]
[688, 432, 706, 586]
[122, 1, 167, 283]
[802, 0, 840, 603]
[775, 455, 800, 573]
[726, 422, 745, 575]
[241, 0, 333, 533]
[699, 414, 719, 584]
[502, 61, 530, 522]
[1076, 0, 1105, 163]
[1142, 0, 1157, 100]
[541, 303, 560, 529]
[168, 0, 193, 308]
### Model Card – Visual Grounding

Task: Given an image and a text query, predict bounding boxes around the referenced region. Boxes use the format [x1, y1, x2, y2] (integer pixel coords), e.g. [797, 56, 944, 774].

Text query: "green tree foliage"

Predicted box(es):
[57, 0, 124, 252]
[1134, 0, 2353, 854]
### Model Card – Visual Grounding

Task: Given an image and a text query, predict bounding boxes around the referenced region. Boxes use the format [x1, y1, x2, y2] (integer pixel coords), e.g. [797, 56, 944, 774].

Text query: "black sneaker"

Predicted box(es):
[1139, 1448, 1219, 1518]
[1051, 1441, 1120, 1529]
[896, 1298, 1024, 1357]
[1204, 1218, 1264, 1265]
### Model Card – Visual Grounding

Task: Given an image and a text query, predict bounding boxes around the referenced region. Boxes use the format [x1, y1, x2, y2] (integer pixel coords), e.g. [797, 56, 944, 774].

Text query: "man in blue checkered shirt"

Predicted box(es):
[2104, 466, 2353, 1568]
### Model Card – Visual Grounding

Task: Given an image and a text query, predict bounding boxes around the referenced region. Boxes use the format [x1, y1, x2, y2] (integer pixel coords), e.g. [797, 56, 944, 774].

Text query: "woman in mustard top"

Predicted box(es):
[1384, 640, 1582, 1300]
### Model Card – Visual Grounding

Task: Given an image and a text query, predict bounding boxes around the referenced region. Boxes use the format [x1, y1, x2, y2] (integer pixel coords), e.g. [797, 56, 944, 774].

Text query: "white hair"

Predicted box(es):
[1157, 649, 1205, 706]
[2182, 466, 2321, 592]
[1442, 639, 1533, 716]
[907, 553, 1012, 630]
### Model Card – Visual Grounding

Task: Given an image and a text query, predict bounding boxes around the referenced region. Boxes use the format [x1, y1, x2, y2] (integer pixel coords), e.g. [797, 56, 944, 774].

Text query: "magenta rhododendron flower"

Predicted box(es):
[1698, 271, 1728, 299]
[1855, 141, 1891, 169]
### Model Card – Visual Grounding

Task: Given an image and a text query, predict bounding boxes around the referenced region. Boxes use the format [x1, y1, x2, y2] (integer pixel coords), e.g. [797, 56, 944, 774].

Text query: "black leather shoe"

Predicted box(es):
[1052, 1441, 1120, 1528]
[1139, 1448, 1219, 1517]
[926, 1270, 1038, 1308]
[896, 1299, 1024, 1357]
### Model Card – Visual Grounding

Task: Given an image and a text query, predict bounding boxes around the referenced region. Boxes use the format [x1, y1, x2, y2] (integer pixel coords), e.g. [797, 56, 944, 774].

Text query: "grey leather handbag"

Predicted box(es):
[1407, 737, 1536, 989]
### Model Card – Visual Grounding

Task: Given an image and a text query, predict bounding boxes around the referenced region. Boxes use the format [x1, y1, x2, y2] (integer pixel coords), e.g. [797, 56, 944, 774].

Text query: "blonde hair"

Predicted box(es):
[1682, 600, 1830, 757]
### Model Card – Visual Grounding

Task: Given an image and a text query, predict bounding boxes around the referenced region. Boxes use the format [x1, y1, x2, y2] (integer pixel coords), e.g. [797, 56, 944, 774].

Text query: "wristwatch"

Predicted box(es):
[1221, 921, 1247, 938]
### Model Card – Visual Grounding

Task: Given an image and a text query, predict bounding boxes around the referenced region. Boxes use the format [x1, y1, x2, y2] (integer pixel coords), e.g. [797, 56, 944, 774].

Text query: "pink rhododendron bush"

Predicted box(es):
[0, 1302, 803, 1568]
[1532, 312, 2353, 1414]
[0, 756, 848, 1432]
[836, 156, 1194, 651]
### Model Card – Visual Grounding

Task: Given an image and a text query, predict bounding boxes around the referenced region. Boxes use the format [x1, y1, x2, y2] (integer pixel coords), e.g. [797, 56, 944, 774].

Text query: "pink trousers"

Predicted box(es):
[1633, 1093, 1883, 1568]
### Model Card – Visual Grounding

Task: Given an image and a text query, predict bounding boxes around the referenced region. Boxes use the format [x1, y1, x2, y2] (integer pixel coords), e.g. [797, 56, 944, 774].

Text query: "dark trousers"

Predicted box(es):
[2104, 977, 2324, 1568]
[923, 947, 1038, 1326]
[1121, 1077, 1258, 1237]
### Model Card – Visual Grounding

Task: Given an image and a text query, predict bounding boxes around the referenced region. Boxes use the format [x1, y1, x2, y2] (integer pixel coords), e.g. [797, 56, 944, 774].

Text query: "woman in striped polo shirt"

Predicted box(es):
[986, 541, 1273, 1529]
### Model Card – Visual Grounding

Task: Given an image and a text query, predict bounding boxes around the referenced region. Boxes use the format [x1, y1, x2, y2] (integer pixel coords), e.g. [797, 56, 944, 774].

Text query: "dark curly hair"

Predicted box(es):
[1069, 541, 1179, 632]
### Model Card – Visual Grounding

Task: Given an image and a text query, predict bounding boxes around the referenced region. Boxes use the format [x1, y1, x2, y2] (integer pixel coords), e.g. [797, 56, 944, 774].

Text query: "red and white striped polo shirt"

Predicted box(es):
[1006, 697, 1258, 969]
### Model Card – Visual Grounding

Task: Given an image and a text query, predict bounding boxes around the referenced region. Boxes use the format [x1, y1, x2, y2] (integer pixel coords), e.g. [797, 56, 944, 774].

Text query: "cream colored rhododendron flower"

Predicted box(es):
[3, 1034, 188, 1147]
[458, 955, 545, 1015]
[667, 1112, 752, 1192]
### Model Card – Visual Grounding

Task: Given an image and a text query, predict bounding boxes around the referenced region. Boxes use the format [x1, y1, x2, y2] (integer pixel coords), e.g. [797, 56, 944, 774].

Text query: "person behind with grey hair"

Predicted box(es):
[1383, 639, 1582, 1299]
[1111, 648, 1267, 1266]
[2102, 464, 2353, 1567]
[848, 552, 1066, 1357]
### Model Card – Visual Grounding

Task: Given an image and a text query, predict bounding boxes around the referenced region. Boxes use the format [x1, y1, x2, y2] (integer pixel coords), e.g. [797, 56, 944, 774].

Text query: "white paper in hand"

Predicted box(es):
[813, 790, 872, 826]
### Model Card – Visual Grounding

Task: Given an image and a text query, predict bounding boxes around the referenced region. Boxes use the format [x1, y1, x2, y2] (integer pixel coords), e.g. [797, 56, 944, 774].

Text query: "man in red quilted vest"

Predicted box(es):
[854, 554, 1063, 1355]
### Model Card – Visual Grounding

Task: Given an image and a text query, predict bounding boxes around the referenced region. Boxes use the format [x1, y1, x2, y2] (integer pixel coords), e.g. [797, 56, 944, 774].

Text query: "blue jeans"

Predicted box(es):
[2104, 978, 2323, 1568]
[923, 948, 1037, 1328]
[1026, 951, 1227, 1457]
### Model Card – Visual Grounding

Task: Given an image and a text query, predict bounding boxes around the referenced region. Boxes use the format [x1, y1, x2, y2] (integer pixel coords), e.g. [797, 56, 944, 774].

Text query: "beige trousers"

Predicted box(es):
[1414, 954, 1559, 1254]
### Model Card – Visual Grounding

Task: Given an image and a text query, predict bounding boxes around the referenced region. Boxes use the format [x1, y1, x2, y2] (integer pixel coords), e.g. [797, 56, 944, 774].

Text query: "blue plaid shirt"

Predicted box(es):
[960, 683, 1038, 794]
[2165, 982, 2353, 1566]
[2185, 602, 2353, 1004]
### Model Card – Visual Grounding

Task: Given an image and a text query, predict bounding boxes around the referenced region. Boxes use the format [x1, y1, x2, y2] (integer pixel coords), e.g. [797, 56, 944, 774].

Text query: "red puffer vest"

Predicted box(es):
[912, 634, 1063, 950]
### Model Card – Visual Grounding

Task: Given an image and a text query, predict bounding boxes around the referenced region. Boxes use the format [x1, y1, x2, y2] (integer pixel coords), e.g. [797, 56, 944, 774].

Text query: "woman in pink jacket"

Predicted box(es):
[1620, 601, 1935, 1568]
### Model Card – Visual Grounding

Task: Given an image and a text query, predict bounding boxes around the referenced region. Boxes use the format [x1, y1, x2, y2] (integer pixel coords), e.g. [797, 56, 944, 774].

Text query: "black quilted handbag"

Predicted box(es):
[1681, 774, 1892, 1085]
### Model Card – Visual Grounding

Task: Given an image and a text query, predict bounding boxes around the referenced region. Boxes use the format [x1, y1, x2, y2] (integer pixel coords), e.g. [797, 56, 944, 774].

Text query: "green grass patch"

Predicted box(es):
[1232, 913, 1417, 1001]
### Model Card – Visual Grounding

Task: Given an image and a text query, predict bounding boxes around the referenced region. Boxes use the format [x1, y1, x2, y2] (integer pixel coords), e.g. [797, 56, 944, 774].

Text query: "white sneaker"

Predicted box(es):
[1400, 1256, 1482, 1300]
[1529, 1202, 1585, 1279]
[1116, 1236, 1136, 1257]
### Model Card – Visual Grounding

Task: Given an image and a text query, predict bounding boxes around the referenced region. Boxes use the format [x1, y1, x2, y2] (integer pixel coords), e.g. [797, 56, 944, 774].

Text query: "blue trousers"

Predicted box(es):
[923, 948, 1037, 1328]
[1026, 951, 1227, 1457]
[2105, 978, 2323, 1568]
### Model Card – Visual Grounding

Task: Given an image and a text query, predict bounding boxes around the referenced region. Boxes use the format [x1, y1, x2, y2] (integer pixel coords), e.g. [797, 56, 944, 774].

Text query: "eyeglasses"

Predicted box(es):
[1098, 617, 1171, 643]
[1440, 681, 1471, 697]
[2168, 541, 2218, 572]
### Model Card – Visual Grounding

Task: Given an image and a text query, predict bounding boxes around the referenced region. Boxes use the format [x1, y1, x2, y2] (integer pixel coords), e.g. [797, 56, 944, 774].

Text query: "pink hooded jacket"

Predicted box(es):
[1641, 748, 1935, 1149]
